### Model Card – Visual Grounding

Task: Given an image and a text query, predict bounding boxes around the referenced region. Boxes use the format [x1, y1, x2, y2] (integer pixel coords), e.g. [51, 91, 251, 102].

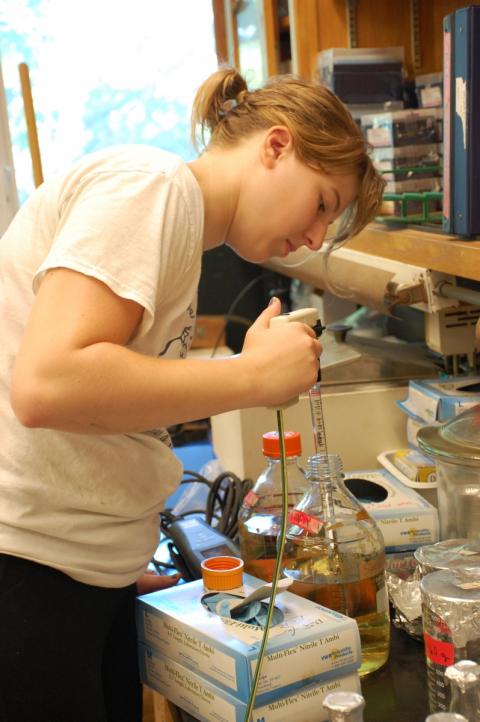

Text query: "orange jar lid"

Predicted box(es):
[262, 430, 301, 458]
[201, 556, 244, 591]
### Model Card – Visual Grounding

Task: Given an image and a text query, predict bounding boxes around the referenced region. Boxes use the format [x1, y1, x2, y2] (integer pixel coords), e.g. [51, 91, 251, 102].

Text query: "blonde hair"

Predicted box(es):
[191, 67, 385, 245]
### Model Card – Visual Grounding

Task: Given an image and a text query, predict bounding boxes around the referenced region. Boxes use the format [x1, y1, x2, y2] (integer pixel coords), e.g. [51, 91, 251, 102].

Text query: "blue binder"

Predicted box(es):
[442, 5, 480, 237]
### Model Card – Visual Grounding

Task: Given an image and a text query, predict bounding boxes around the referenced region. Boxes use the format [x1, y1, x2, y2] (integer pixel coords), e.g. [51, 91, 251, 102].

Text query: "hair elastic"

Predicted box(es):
[219, 98, 238, 118]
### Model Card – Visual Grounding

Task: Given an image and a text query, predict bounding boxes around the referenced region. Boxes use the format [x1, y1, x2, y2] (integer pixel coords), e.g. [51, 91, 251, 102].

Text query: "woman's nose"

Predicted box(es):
[303, 217, 327, 251]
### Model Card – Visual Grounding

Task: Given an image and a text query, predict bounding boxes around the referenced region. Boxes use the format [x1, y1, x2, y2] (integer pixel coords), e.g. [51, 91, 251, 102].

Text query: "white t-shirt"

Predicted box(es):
[0, 145, 204, 587]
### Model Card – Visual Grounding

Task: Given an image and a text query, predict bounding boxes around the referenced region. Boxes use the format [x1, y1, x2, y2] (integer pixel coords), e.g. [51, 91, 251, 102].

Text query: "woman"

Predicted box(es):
[0, 67, 384, 721]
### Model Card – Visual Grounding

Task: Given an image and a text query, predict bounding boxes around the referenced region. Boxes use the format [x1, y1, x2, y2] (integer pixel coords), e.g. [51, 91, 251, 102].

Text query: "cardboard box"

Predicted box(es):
[139, 644, 361, 722]
[399, 375, 480, 423]
[392, 449, 436, 484]
[136, 575, 361, 704]
[343, 468, 439, 551]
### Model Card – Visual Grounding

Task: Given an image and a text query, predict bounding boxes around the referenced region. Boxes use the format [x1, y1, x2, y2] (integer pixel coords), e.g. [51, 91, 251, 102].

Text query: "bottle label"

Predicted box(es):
[288, 510, 323, 534]
[243, 490, 258, 508]
[424, 631, 455, 667]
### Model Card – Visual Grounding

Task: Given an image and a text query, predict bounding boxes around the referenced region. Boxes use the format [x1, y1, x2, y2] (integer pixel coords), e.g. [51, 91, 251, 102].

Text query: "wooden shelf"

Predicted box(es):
[264, 223, 480, 298]
[347, 223, 480, 281]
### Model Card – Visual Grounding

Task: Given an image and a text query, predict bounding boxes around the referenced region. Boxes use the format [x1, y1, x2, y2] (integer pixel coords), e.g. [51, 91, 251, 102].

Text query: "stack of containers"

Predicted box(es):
[136, 574, 363, 722]
[317, 46, 405, 127]
[376, 375, 480, 507]
[414, 541, 480, 713]
[318, 46, 443, 217]
[361, 108, 442, 196]
[358, 65, 442, 217]
[397, 375, 480, 446]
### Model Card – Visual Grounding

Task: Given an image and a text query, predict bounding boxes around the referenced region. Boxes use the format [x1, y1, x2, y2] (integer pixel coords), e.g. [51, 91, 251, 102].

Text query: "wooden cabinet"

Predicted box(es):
[212, 0, 480, 285]
[287, 0, 480, 79]
[215, 0, 480, 82]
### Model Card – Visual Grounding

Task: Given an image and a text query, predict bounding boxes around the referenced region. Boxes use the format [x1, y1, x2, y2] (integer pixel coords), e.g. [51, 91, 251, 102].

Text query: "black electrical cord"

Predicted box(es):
[150, 558, 177, 572]
[159, 469, 253, 542]
[204, 471, 251, 538]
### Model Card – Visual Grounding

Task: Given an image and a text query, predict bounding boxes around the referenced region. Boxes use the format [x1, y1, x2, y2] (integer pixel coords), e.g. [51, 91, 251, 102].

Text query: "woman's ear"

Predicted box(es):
[261, 126, 293, 168]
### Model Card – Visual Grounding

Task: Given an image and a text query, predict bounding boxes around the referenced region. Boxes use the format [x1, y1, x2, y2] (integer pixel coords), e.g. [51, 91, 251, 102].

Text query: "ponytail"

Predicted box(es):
[190, 67, 248, 151]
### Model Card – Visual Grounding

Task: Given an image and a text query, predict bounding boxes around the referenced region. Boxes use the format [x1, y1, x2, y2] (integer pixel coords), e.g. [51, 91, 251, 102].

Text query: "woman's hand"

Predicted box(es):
[239, 297, 322, 408]
[136, 571, 182, 595]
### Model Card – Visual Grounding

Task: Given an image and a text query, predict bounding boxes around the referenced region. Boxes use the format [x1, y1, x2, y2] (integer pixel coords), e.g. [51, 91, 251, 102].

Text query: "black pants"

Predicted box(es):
[0, 553, 142, 722]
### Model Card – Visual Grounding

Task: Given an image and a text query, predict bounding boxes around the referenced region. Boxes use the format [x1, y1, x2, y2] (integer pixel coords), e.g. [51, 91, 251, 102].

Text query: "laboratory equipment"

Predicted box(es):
[158, 516, 240, 581]
[415, 539, 480, 577]
[238, 430, 308, 582]
[445, 660, 480, 720]
[420, 568, 480, 713]
[309, 379, 329, 454]
[323, 690, 365, 722]
[418, 404, 480, 540]
[425, 715, 468, 722]
[283, 452, 390, 676]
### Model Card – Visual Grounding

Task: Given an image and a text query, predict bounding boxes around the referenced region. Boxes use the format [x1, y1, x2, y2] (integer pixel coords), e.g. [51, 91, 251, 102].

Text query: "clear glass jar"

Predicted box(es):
[417, 404, 480, 540]
[238, 430, 308, 582]
[283, 453, 390, 676]
[446, 660, 480, 720]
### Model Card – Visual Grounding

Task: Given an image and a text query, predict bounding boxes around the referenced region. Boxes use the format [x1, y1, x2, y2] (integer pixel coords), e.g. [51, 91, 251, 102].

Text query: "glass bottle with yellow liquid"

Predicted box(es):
[238, 430, 308, 582]
[283, 453, 390, 676]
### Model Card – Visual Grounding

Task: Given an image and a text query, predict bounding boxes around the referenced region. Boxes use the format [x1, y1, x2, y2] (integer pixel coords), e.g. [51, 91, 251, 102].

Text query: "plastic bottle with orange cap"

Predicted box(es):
[237, 430, 308, 583]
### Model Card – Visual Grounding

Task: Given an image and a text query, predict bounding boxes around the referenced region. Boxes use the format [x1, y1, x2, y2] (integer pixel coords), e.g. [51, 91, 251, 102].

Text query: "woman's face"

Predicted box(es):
[225, 129, 360, 264]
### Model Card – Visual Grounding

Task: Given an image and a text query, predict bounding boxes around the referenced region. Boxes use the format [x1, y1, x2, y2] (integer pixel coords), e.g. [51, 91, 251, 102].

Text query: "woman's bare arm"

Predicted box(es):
[11, 268, 321, 434]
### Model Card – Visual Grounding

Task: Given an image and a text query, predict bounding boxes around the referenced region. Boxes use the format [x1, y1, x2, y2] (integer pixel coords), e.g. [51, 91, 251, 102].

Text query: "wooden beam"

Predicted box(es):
[289, 0, 319, 78]
[212, 0, 229, 64]
[263, 0, 279, 76]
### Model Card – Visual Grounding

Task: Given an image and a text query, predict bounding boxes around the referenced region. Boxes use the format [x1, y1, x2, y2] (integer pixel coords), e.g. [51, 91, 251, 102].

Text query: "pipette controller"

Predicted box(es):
[269, 307, 326, 453]
[270, 308, 337, 536]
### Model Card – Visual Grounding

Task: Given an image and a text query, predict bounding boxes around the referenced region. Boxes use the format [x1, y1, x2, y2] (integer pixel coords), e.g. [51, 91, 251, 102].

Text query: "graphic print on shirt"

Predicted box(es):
[157, 304, 195, 360]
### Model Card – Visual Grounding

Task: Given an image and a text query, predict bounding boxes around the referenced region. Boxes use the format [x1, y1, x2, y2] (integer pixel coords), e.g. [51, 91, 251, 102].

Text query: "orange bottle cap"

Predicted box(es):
[201, 556, 244, 591]
[262, 430, 301, 458]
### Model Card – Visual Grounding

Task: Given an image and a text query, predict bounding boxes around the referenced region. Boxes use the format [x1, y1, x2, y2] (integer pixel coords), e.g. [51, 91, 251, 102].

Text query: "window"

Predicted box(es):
[1, 0, 218, 203]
